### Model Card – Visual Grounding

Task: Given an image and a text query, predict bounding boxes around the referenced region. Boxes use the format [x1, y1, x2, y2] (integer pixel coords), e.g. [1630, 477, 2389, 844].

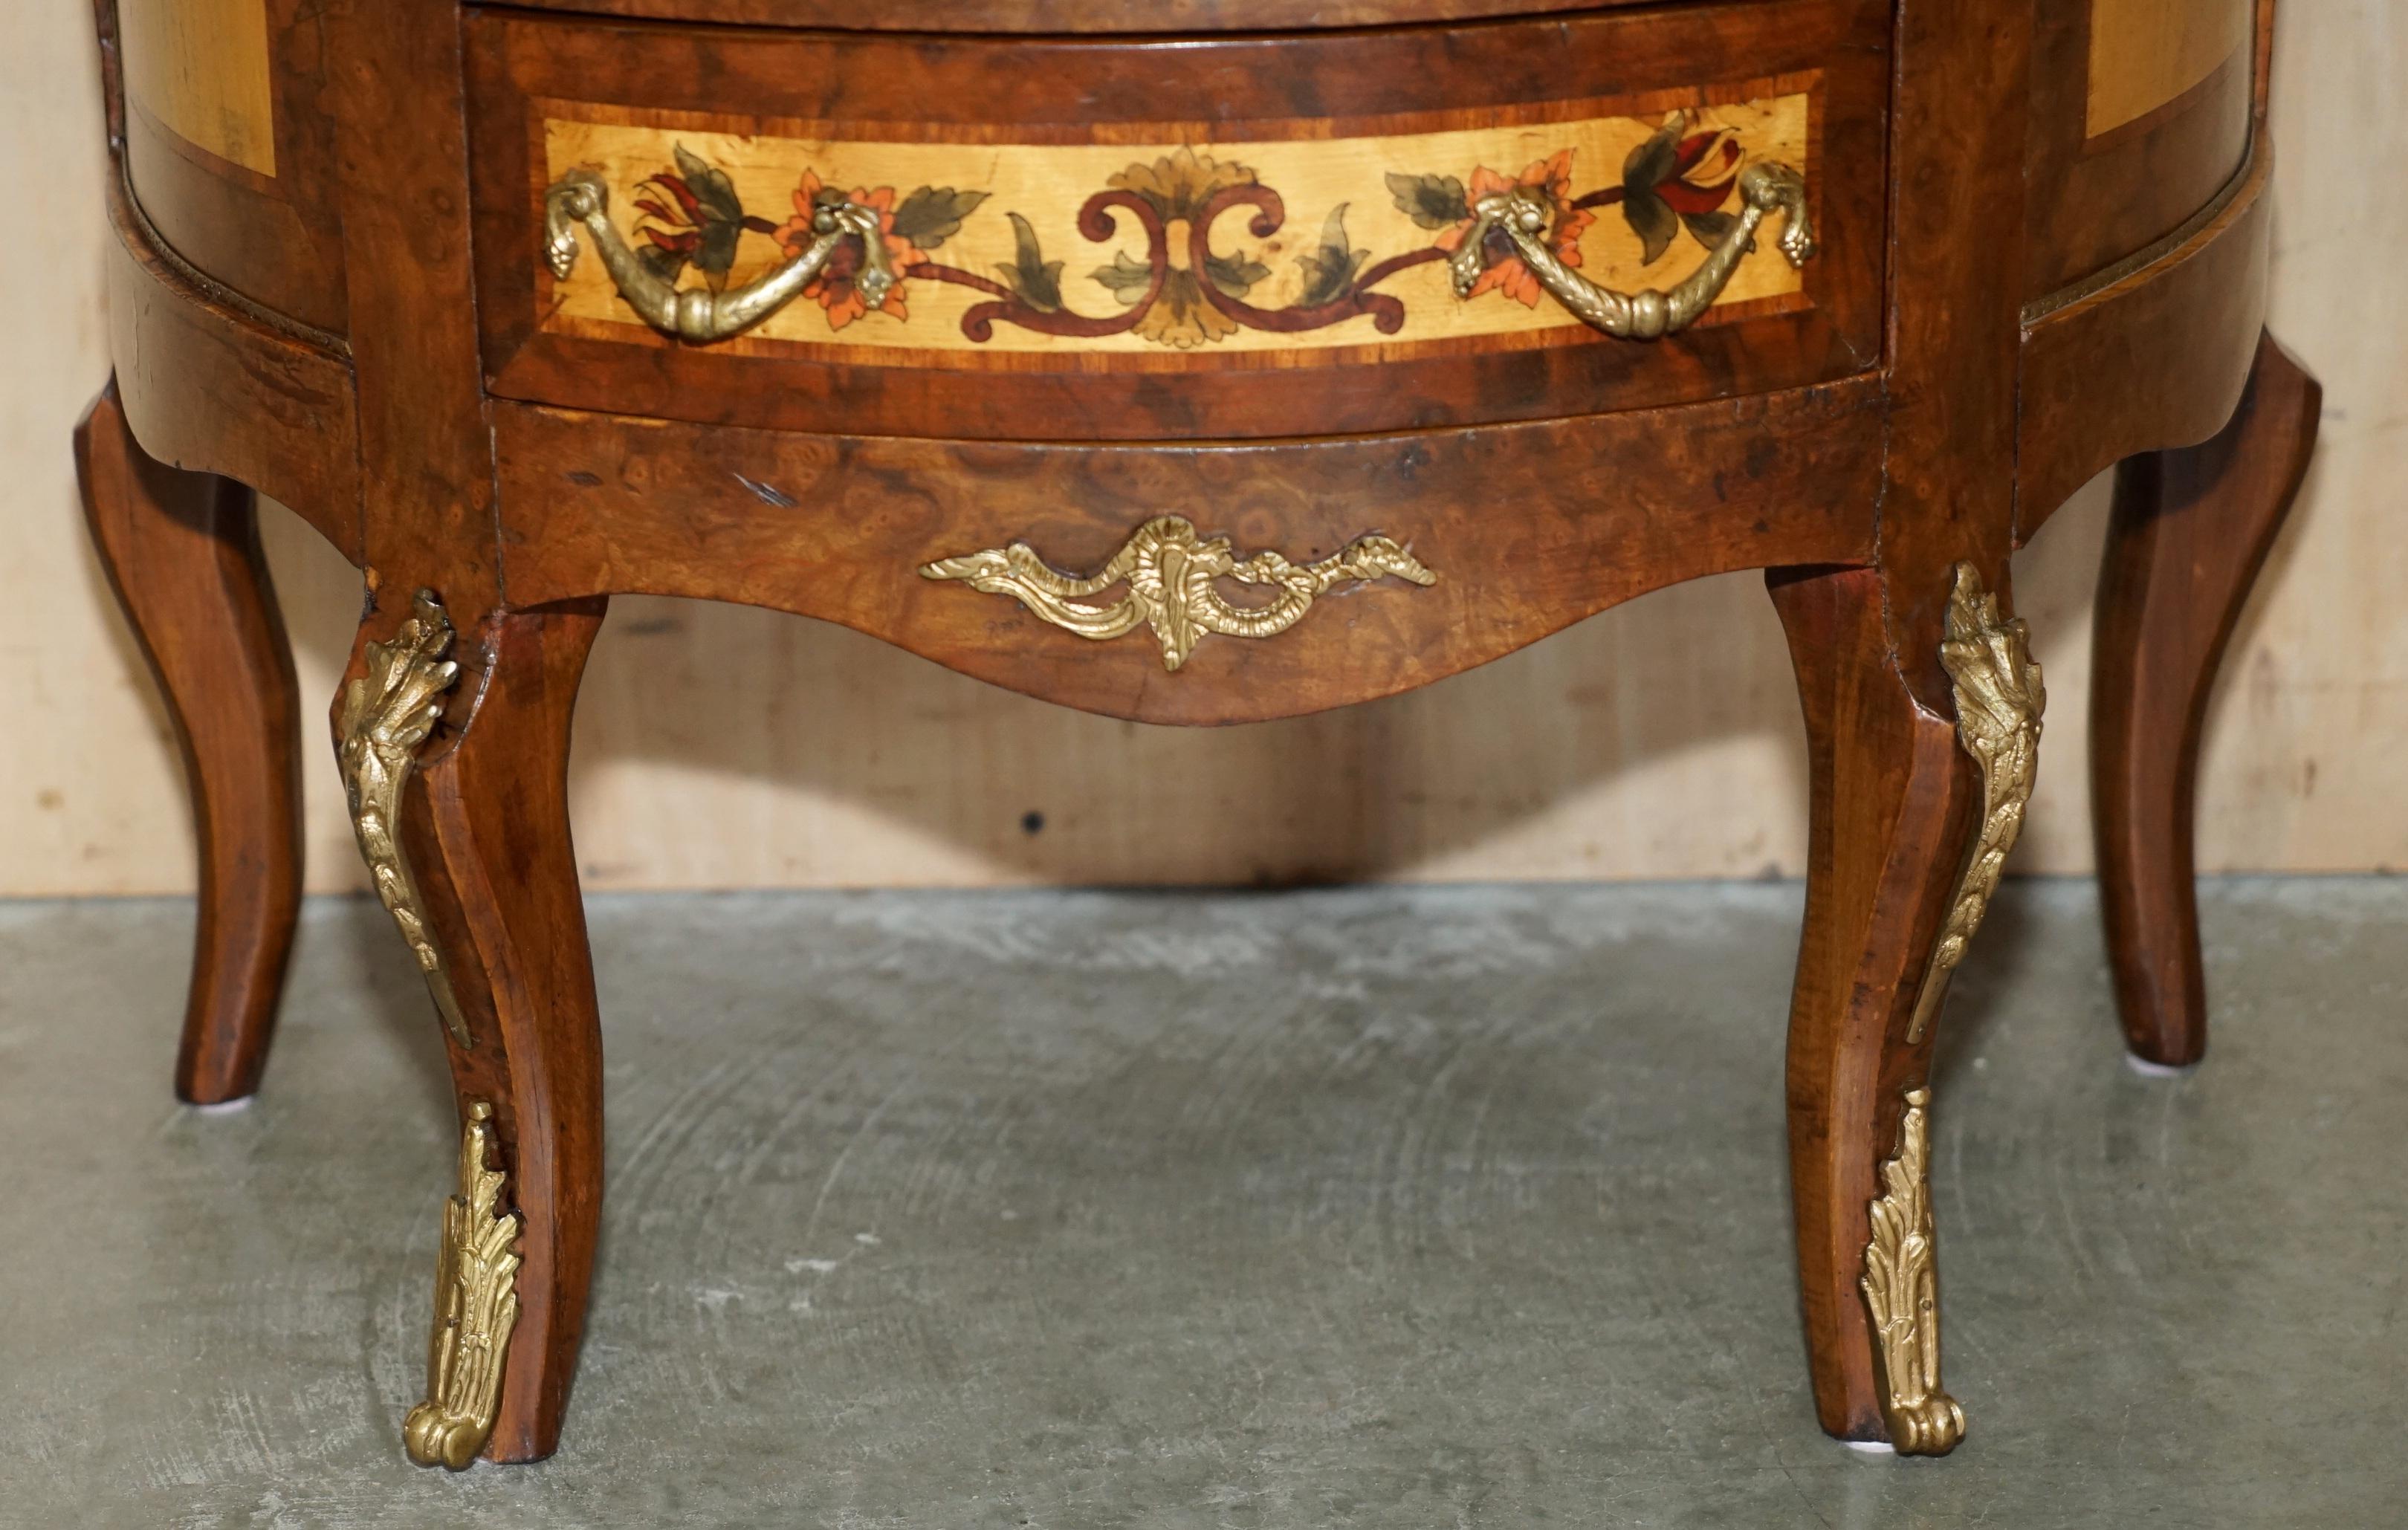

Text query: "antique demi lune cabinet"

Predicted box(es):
[81, 0, 2318, 1467]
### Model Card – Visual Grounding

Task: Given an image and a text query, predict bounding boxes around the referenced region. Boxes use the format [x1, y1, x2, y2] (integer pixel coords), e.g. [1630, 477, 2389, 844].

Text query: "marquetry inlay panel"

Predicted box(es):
[116, 0, 277, 177]
[2085, 0, 2251, 139]
[537, 87, 1813, 364]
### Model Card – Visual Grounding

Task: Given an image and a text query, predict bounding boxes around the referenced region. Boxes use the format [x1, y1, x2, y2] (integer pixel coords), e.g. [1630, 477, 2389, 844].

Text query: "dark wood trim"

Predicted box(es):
[327, 1, 502, 613]
[2077, 46, 2244, 158]
[103, 158, 363, 562]
[79, 385, 305, 1106]
[103, 0, 352, 334]
[2021, 0, 2256, 300]
[1872, 0, 2029, 706]
[496, 0, 1696, 34]
[116, 155, 349, 355]
[2091, 333, 2319, 1067]
[2021, 137, 2255, 327]
[2015, 134, 2271, 544]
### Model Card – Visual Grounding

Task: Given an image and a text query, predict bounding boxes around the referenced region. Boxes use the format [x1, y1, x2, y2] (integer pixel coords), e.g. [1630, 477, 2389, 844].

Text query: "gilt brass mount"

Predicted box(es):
[1449, 160, 1815, 337]
[546, 168, 895, 343]
[338, 590, 470, 1048]
[404, 1101, 523, 1471]
[920, 514, 1437, 672]
[1860, 1086, 1965, 1456]
[1908, 563, 2046, 1044]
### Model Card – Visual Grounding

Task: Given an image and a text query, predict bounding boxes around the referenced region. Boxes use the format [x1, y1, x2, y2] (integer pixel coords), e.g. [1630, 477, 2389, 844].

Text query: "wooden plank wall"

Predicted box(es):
[4, 2, 2398, 896]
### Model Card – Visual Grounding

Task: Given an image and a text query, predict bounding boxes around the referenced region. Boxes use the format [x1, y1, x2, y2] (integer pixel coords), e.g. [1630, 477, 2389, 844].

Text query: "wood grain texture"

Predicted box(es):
[2016, 137, 2271, 540]
[2086, 0, 2253, 137]
[102, 0, 350, 334]
[2021, 0, 2256, 299]
[115, 0, 275, 175]
[103, 162, 360, 562]
[499, 0, 1675, 32]
[77, 385, 302, 1104]
[468, 0, 1889, 441]
[1877, 0, 2030, 707]
[324, 0, 496, 612]
[493, 380, 1881, 724]
[315, 1, 596, 1459]
[2091, 334, 2318, 1066]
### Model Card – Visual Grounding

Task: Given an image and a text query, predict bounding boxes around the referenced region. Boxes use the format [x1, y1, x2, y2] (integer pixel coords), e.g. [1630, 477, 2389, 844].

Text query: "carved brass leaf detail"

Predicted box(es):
[337, 590, 469, 1047]
[1908, 563, 2046, 1044]
[404, 1101, 522, 1471]
[919, 514, 1436, 672]
[1860, 1086, 1966, 1456]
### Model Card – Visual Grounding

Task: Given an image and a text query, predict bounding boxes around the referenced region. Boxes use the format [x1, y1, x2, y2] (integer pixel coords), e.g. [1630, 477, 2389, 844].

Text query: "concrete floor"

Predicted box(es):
[0, 880, 2401, 1529]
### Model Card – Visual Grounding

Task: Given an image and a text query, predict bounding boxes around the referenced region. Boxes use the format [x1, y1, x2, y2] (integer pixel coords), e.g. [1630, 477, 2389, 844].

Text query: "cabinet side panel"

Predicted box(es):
[2087, 0, 2252, 138]
[117, 0, 276, 176]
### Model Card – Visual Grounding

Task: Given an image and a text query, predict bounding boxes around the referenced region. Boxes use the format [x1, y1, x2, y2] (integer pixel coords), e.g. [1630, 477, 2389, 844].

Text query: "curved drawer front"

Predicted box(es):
[467, 0, 1888, 441]
[2024, 0, 2257, 300]
[111, 0, 349, 334]
[495, 0, 1653, 31]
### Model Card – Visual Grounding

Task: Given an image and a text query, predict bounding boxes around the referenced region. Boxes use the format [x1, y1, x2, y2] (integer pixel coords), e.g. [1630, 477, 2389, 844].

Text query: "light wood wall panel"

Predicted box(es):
[5, 3, 2400, 897]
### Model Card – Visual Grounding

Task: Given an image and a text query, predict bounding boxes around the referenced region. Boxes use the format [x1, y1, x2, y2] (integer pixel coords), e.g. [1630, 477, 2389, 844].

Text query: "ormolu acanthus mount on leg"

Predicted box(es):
[404, 1101, 524, 1469]
[1860, 563, 2045, 1456]
[1860, 1086, 1964, 1453]
[336, 590, 470, 1047]
[336, 590, 527, 1467]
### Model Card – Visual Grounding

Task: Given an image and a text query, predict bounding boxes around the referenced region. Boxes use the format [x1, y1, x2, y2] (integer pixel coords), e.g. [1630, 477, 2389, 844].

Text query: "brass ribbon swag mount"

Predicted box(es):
[921, 516, 1436, 672]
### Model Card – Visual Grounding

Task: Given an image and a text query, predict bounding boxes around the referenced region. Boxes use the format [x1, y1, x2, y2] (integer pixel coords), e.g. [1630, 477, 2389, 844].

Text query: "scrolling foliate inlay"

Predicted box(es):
[404, 1101, 522, 1470]
[921, 516, 1436, 672]
[538, 93, 1813, 360]
[337, 591, 470, 1048]
[1907, 565, 2046, 1045]
[1861, 1087, 1965, 1456]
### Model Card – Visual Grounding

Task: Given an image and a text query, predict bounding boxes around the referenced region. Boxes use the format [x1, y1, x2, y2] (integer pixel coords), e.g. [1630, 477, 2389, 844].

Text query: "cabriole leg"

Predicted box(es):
[1767, 560, 2043, 1455]
[2091, 333, 2320, 1067]
[77, 381, 303, 1105]
[335, 589, 608, 1466]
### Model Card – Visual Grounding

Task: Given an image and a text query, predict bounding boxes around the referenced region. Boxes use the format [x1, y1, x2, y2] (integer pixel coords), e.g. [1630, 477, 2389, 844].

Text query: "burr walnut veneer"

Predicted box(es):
[80, 0, 2316, 1468]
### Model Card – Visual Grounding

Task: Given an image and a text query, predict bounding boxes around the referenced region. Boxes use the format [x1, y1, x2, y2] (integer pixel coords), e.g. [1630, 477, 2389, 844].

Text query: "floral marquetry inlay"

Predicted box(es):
[538, 92, 1813, 361]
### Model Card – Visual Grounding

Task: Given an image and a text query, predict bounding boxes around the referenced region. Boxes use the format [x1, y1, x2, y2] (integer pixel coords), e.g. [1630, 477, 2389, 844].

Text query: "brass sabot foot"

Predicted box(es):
[1883, 1393, 1968, 1457]
[403, 1401, 488, 1473]
[1860, 1086, 1965, 1456]
[404, 1101, 521, 1470]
